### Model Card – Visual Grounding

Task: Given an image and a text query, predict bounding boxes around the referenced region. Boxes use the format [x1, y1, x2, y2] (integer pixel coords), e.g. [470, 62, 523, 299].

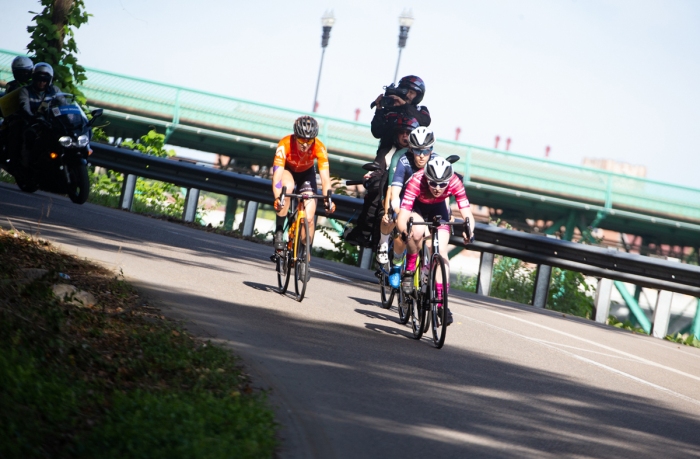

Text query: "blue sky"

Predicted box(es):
[2, 0, 699, 187]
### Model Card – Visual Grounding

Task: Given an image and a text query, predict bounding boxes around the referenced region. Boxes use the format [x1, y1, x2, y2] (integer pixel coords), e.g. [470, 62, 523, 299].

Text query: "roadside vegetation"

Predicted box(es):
[0, 227, 276, 458]
[453, 255, 700, 347]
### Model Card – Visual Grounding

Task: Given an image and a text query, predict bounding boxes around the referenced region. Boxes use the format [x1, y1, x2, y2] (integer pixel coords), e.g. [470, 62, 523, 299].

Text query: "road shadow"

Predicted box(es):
[137, 280, 700, 459]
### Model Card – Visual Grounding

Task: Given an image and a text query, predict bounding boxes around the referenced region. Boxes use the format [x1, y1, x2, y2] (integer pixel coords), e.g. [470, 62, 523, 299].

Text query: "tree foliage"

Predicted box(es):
[26, 0, 90, 101]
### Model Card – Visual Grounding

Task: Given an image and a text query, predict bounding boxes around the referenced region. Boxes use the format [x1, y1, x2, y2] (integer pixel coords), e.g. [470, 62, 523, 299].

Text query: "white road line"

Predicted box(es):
[310, 269, 351, 282]
[454, 301, 700, 384]
[461, 314, 700, 408]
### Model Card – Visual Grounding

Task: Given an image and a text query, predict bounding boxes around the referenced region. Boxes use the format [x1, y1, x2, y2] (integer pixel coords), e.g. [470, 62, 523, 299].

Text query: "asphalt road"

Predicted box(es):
[2, 183, 700, 458]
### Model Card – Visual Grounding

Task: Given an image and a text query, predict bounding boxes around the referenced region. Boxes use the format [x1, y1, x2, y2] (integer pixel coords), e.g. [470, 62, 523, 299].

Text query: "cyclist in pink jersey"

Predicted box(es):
[396, 156, 474, 325]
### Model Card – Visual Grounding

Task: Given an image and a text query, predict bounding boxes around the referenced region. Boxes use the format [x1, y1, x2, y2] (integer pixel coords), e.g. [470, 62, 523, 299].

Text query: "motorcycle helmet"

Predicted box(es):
[293, 116, 319, 139]
[397, 75, 425, 105]
[395, 115, 420, 133]
[408, 126, 435, 150]
[11, 56, 33, 83]
[425, 156, 454, 185]
[32, 62, 54, 85]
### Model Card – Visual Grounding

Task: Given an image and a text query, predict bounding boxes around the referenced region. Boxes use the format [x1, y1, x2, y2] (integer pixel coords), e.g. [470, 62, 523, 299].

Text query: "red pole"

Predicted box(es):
[355, 108, 360, 121]
[495, 135, 500, 149]
[506, 137, 511, 151]
[455, 127, 461, 141]
[314, 101, 319, 112]
[545, 145, 550, 157]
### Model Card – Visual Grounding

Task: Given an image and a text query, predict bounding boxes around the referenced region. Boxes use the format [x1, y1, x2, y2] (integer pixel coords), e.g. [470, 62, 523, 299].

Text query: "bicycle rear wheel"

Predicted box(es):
[430, 254, 448, 349]
[294, 216, 311, 302]
[379, 270, 394, 309]
[397, 287, 410, 325]
[276, 248, 291, 293]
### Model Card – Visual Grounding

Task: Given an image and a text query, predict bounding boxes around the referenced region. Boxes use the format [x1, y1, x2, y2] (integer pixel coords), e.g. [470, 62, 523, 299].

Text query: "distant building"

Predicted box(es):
[582, 158, 647, 178]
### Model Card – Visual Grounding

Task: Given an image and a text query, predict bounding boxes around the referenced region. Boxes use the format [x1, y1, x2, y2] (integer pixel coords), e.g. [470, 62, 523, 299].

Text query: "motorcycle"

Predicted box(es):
[0, 92, 102, 204]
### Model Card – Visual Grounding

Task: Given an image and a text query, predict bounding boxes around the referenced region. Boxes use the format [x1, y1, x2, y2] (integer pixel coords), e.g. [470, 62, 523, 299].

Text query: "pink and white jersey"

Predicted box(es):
[400, 170, 470, 211]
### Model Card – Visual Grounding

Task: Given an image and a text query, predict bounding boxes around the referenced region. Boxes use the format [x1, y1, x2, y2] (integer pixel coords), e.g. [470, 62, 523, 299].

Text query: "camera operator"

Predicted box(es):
[370, 75, 430, 171]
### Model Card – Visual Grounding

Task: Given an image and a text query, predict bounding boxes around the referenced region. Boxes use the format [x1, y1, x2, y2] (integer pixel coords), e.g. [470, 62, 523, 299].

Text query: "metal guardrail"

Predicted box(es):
[90, 143, 362, 221]
[91, 143, 700, 292]
[89, 143, 699, 338]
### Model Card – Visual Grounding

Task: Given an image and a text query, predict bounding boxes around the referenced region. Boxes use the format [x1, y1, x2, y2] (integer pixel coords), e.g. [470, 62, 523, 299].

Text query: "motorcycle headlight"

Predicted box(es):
[77, 135, 89, 147]
[58, 136, 73, 147]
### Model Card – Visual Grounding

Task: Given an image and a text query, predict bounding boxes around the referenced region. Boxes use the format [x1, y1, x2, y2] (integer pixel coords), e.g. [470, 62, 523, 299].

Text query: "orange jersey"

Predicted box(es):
[273, 135, 329, 173]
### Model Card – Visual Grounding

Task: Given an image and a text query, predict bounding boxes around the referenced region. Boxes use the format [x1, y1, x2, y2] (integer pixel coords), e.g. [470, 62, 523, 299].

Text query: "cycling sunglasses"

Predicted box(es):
[428, 181, 448, 189]
[411, 148, 432, 157]
[297, 137, 315, 146]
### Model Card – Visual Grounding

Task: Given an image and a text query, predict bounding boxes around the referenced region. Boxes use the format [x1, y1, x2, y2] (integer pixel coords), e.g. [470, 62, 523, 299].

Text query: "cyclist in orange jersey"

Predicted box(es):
[272, 116, 336, 250]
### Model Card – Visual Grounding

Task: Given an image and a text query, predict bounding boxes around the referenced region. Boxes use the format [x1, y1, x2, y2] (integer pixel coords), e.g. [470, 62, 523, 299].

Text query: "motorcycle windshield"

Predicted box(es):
[51, 103, 88, 128]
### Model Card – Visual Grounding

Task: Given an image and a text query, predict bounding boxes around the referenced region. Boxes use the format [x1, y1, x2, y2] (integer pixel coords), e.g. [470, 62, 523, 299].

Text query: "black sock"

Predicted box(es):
[276, 215, 285, 233]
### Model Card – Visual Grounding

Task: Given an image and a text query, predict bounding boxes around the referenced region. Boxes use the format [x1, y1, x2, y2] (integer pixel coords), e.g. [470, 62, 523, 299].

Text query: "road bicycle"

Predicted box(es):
[272, 185, 332, 302]
[402, 215, 471, 349]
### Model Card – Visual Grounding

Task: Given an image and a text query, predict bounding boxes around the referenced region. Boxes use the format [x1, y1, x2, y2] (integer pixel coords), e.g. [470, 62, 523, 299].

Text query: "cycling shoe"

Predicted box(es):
[389, 265, 401, 289]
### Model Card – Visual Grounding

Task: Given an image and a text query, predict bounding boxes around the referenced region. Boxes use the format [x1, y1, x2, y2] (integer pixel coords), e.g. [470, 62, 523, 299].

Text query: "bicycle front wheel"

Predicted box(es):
[294, 216, 311, 302]
[276, 249, 291, 294]
[430, 254, 448, 349]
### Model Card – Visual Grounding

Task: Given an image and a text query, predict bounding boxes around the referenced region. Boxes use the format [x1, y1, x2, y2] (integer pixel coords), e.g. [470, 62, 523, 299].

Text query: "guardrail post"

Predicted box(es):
[241, 201, 259, 237]
[531, 264, 552, 308]
[476, 252, 494, 296]
[359, 247, 373, 270]
[119, 174, 137, 211]
[594, 278, 613, 323]
[652, 290, 674, 338]
[692, 298, 700, 340]
[183, 188, 200, 222]
[223, 197, 238, 231]
[652, 257, 679, 339]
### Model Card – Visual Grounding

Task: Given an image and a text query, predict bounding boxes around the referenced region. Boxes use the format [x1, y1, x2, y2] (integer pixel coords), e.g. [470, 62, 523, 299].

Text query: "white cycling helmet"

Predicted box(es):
[408, 126, 435, 150]
[425, 156, 453, 184]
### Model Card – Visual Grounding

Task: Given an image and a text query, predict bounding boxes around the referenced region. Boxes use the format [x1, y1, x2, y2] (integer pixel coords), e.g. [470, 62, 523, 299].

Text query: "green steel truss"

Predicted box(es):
[2, 49, 700, 242]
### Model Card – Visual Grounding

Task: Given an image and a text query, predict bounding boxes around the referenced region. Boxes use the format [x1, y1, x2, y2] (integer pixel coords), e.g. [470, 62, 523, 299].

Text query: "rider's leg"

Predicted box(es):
[303, 198, 317, 245]
[274, 170, 295, 249]
[376, 218, 395, 264]
[405, 212, 425, 272]
[401, 212, 425, 292]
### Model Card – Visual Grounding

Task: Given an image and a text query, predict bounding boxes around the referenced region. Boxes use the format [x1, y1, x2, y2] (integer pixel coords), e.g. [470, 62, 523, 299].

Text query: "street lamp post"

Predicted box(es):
[393, 9, 414, 83]
[312, 10, 335, 113]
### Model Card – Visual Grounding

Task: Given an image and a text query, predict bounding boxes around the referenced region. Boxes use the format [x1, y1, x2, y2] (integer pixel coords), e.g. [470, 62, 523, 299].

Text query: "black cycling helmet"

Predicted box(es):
[11, 56, 33, 83]
[398, 75, 425, 105]
[293, 116, 319, 139]
[32, 62, 54, 85]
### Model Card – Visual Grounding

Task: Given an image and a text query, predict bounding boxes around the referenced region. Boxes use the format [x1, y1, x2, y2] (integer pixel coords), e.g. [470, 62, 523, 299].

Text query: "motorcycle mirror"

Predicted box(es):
[362, 162, 381, 172]
[446, 155, 460, 164]
[91, 109, 103, 118]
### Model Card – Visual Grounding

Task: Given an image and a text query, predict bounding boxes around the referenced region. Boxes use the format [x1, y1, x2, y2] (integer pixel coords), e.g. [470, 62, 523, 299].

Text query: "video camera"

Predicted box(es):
[370, 83, 409, 110]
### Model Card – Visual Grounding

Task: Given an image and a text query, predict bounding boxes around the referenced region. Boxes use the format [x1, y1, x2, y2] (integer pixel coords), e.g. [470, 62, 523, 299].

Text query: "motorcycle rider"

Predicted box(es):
[370, 75, 430, 170]
[344, 115, 418, 248]
[4, 56, 34, 94]
[11, 63, 64, 167]
[344, 76, 430, 248]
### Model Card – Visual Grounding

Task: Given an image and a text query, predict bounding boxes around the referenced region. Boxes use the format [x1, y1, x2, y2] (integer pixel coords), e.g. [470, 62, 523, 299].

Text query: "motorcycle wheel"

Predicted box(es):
[67, 163, 90, 204]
